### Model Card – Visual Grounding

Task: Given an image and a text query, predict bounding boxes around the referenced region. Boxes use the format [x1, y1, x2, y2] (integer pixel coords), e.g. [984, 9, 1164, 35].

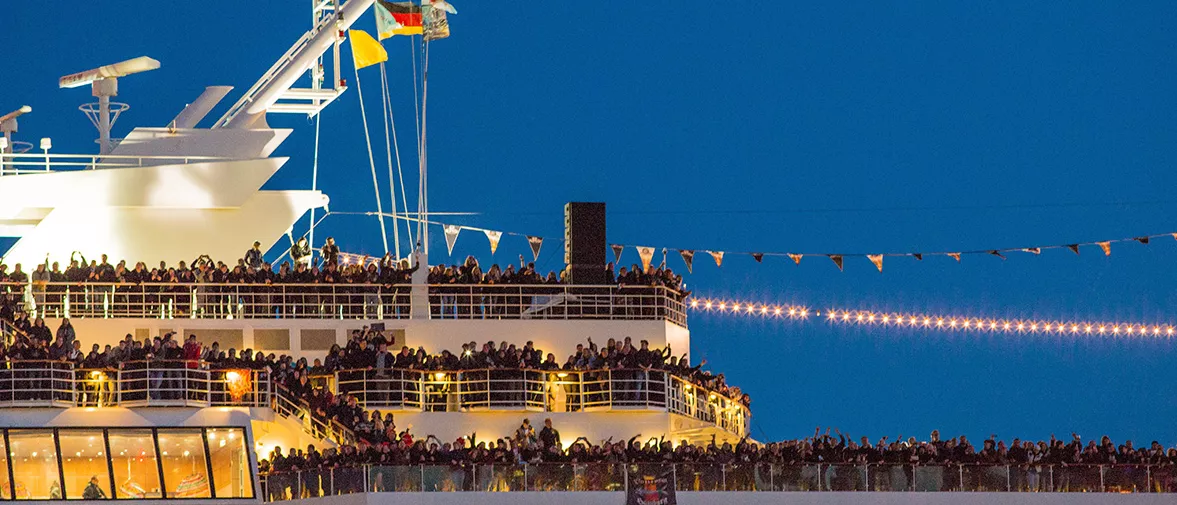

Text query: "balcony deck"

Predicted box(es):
[12, 283, 687, 327]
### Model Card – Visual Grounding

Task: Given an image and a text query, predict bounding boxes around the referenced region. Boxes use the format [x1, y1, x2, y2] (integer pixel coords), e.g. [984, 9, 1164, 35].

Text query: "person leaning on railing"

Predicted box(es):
[262, 421, 1177, 494]
[0, 238, 691, 300]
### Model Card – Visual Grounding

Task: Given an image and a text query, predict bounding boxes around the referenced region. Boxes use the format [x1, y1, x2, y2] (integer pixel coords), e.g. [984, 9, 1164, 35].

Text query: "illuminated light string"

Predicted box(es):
[686, 297, 1175, 338]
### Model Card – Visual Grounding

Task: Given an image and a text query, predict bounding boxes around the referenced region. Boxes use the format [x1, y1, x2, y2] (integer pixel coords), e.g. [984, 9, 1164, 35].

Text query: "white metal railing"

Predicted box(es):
[426, 284, 687, 326]
[0, 152, 237, 175]
[334, 368, 747, 438]
[15, 282, 688, 326]
[272, 383, 357, 447]
[260, 462, 1177, 498]
[0, 360, 270, 408]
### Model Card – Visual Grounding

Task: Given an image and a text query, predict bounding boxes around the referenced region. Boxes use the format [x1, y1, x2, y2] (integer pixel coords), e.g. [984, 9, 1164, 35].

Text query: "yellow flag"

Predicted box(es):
[349, 29, 388, 70]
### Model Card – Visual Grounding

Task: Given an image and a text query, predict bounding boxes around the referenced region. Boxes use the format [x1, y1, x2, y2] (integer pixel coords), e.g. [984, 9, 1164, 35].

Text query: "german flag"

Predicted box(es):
[376, 1, 424, 39]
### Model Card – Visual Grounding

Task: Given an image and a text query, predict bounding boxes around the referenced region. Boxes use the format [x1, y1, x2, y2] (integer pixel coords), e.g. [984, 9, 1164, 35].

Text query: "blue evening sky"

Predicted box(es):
[4, 1, 1176, 444]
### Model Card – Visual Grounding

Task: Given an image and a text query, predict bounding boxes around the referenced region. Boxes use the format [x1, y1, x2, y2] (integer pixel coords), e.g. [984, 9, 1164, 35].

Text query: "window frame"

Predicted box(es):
[0, 427, 255, 501]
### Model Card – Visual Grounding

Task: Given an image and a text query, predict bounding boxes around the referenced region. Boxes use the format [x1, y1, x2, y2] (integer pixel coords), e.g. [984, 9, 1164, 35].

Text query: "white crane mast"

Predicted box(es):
[216, 0, 376, 129]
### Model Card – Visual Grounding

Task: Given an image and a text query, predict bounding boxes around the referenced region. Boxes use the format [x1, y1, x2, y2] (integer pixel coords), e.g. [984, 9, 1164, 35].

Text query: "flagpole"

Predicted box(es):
[419, 36, 430, 256]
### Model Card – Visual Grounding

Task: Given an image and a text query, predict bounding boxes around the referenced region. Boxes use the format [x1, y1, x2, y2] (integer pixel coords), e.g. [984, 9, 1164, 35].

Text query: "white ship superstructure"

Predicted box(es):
[0, 1, 1169, 504]
[0, 0, 376, 268]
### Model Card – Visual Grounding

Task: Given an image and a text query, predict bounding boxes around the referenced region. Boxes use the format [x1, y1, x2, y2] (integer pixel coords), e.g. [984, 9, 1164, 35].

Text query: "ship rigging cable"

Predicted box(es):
[418, 38, 432, 254]
[378, 61, 403, 259]
[353, 52, 391, 254]
[379, 60, 415, 254]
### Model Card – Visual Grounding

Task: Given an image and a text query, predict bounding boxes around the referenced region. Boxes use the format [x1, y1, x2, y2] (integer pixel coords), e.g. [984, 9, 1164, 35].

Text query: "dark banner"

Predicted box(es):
[627, 464, 676, 505]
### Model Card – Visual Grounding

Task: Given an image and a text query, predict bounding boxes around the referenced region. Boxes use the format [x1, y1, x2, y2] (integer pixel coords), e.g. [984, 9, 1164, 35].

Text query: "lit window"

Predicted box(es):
[58, 430, 112, 500]
[9, 430, 60, 500]
[156, 429, 210, 498]
[206, 429, 252, 498]
[0, 432, 9, 500]
[107, 430, 161, 499]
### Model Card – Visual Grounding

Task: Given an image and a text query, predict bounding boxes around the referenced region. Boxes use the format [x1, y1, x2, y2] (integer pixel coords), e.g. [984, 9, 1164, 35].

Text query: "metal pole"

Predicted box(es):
[98, 94, 111, 154]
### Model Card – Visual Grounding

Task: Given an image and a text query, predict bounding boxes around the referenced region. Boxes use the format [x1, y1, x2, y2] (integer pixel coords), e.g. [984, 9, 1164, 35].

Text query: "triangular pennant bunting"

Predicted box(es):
[752, 253, 764, 263]
[1172, 233, 1177, 241]
[787, 253, 802, 265]
[679, 250, 695, 274]
[527, 236, 543, 261]
[443, 225, 461, 255]
[829, 254, 843, 272]
[1135, 236, 1150, 245]
[483, 230, 502, 255]
[989, 250, 1006, 260]
[913, 253, 923, 261]
[1098, 241, 1111, 256]
[636, 246, 655, 273]
[708, 251, 724, 267]
[948, 253, 961, 262]
[1067, 244, 1080, 255]
[611, 244, 624, 264]
[867, 254, 883, 272]
[1023, 247, 1041, 255]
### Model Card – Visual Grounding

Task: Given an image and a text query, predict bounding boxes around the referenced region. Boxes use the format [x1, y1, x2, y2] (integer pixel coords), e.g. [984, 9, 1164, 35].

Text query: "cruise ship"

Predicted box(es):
[0, 1, 1171, 504]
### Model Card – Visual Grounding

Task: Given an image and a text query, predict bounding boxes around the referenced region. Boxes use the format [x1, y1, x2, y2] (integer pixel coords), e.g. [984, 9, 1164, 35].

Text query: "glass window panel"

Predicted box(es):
[8, 430, 60, 500]
[107, 430, 161, 499]
[58, 430, 111, 500]
[156, 429, 210, 498]
[0, 433, 10, 500]
[206, 428, 253, 498]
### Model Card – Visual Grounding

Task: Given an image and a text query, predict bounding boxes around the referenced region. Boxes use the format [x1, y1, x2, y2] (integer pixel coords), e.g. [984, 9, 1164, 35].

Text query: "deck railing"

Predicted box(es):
[0, 152, 238, 175]
[334, 367, 748, 438]
[259, 462, 1177, 499]
[0, 359, 270, 408]
[272, 383, 358, 447]
[12, 282, 687, 326]
[0, 359, 743, 436]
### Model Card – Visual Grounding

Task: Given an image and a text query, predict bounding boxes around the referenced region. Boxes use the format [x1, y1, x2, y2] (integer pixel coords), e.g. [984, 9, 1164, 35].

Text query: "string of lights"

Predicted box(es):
[686, 297, 1175, 337]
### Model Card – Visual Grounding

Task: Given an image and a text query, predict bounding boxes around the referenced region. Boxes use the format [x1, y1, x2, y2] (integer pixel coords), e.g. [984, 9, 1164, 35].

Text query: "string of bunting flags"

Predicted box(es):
[442, 223, 550, 261]
[337, 213, 1176, 273]
[614, 232, 1177, 274]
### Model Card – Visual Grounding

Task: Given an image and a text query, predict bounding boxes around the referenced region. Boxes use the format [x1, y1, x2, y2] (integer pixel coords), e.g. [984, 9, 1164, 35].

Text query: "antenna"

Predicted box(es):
[0, 105, 32, 155]
[59, 56, 160, 154]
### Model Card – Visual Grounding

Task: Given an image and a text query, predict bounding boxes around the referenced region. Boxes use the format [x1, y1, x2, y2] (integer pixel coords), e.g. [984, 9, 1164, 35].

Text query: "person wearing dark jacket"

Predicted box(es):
[245, 242, 264, 270]
[320, 237, 340, 267]
[82, 476, 107, 499]
[539, 418, 561, 449]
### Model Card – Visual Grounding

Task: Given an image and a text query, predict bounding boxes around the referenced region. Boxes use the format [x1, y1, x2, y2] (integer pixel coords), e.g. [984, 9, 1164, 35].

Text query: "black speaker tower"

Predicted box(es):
[564, 202, 607, 284]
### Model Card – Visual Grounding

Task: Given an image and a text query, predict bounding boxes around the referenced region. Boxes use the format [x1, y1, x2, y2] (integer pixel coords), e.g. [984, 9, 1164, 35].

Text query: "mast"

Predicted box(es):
[216, 0, 376, 129]
[307, 0, 339, 249]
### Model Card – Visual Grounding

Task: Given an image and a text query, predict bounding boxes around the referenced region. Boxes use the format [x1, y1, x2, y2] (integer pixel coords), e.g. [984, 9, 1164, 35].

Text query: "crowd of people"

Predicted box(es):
[5, 289, 1172, 496]
[0, 241, 687, 319]
[258, 424, 1177, 497]
[287, 327, 749, 411]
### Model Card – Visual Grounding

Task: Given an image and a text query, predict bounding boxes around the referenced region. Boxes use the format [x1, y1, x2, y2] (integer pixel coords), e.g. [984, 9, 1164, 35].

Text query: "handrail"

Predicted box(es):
[12, 282, 687, 325]
[273, 383, 358, 447]
[333, 366, 748, 438]
[257, 462, 1177, 498]
[0, 152, 240, 174]
[0, 359, 270, 408]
